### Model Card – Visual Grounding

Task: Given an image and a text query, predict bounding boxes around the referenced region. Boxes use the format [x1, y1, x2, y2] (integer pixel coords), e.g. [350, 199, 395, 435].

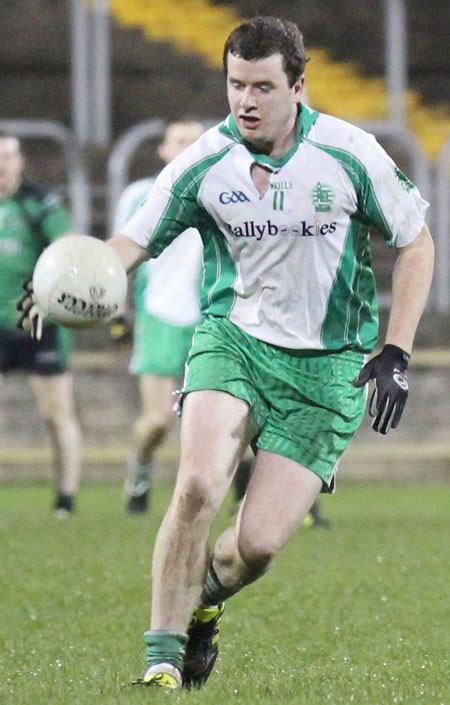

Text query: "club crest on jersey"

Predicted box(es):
[310, 182, 335, 213]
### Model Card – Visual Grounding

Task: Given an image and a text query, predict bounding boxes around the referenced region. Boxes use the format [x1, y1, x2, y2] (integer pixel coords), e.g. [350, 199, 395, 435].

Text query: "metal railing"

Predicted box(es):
[435, 137, 450, 312]
[70, 0, 111, 147]
[106, 119, 166, 234]
[0, 119, 91, 234]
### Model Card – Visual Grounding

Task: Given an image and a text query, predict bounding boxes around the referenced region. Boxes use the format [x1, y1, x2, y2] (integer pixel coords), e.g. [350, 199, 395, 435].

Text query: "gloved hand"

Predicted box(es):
[17, 279, 44, 341]
[352, 344, 410, 435]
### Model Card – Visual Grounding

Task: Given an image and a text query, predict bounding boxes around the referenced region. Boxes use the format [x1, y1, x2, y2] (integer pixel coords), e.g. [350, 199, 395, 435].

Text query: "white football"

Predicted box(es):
[33, 235, 128, 328]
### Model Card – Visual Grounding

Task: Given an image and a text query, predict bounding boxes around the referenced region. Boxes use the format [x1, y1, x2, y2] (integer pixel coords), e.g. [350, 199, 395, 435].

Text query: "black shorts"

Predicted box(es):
[0, 325, 71, 376]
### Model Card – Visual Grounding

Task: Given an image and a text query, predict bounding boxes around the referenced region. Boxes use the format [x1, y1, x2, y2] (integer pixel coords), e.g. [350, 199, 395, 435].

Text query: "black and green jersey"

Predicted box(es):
[0, 182, 71, 327]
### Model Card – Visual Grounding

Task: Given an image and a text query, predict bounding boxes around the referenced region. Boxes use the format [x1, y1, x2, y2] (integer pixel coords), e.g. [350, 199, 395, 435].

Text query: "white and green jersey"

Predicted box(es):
[121, 105, 428, 352]
[114, 177, 202, 326]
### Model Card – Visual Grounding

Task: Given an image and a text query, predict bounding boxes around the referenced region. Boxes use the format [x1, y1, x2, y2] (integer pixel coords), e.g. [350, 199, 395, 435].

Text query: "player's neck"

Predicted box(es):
[269, 123, 298, 159]
[250, 114, 298, 160]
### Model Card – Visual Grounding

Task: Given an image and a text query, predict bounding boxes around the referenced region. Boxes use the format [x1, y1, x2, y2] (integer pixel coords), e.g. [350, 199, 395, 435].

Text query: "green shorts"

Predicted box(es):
[130, 310, 197, 377]
[183, 316, 366, 490]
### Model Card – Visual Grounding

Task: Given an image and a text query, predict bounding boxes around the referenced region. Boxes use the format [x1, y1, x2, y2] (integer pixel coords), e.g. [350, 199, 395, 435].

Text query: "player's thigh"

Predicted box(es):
[237, 449, 322, 560]
[175, 390, 258, 506]
[139, 374, 177, 420]
[29, 372, 76, 421]
[255, 349, 365, 491]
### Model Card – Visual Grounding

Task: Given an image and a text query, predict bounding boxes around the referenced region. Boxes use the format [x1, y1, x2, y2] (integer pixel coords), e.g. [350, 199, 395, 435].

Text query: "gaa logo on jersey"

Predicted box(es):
[310, 182, 335, 213]
[219, 191, 250, 204]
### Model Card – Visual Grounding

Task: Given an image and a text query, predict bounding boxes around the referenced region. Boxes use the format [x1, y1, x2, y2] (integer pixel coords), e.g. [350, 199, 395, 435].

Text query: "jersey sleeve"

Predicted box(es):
[356, 133, 429, 247]
[40, 193, 72, 242]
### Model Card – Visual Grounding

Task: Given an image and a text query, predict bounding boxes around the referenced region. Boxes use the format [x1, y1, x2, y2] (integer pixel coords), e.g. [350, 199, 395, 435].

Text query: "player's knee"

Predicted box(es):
[237, 534, 275, 574]
[39, 403, 62, 428]
[174, 473, 219, 523]
[137, 412, 170, 440]
[40, 403, 78, 433]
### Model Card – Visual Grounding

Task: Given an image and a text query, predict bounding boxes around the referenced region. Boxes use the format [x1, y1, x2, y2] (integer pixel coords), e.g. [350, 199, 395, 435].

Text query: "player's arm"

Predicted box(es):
[384, 224, 434, 353]
[105, 232, 149, 345]
[107, 232, 149, 273]
[353, 224, 434, 434]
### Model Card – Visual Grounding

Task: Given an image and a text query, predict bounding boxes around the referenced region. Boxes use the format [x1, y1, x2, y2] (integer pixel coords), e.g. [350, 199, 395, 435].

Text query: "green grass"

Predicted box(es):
[0, 482, 449, 705]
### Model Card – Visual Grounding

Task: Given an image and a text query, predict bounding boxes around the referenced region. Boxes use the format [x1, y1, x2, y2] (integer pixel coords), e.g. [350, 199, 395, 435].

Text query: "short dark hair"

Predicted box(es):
[223, 16, 308, 87]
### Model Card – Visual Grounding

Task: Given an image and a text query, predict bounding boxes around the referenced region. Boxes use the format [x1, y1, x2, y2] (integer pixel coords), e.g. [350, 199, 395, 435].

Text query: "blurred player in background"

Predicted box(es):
[112, 121, 205, 513]
[0, 134, 82, 516]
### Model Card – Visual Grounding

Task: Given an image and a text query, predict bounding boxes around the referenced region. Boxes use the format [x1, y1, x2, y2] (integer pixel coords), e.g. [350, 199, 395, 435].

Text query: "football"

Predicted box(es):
[32, 234, 128, 328]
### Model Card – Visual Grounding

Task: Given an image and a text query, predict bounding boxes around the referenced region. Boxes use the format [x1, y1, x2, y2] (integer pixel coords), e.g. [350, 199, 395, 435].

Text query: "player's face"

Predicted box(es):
[0, 138, 23, 195]
[158, 122, 204, 163]
[226, 53, 304, 157]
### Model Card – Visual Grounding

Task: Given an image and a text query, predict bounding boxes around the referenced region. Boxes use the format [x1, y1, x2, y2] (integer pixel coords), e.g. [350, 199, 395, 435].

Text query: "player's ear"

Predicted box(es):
[293, 75, 305, 103]
[15, 148, 25, 176]
[157, 143, 167, 163]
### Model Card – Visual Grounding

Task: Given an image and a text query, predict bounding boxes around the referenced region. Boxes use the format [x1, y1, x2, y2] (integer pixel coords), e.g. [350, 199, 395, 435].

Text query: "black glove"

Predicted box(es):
[17, 279, 44, 341]
[352, 344, 410, 435]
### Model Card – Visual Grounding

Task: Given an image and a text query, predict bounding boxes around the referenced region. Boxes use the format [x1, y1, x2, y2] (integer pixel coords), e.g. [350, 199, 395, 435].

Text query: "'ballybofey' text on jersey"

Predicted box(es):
[121, 106, 428, 352]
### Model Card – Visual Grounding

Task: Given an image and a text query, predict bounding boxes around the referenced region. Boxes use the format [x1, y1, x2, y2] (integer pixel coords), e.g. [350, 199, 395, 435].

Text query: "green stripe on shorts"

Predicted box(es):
[183, 316, 366, 489]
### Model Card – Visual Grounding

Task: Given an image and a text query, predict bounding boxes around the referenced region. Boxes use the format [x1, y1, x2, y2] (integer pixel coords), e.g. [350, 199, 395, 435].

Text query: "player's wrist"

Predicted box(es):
[381, 344, 410, 367]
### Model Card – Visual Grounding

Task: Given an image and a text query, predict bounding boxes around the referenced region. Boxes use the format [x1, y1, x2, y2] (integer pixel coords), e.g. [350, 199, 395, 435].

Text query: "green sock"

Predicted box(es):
[143, 630, 188, 672]
[200, 561, 242, 606]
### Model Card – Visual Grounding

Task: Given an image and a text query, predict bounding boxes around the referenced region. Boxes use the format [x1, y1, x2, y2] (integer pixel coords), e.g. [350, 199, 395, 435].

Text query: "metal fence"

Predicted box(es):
[435, 137, 450, 313]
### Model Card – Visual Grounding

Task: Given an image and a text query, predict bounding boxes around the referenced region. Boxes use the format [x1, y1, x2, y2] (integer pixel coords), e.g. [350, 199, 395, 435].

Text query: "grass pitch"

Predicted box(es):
[1, 481, 449, 705]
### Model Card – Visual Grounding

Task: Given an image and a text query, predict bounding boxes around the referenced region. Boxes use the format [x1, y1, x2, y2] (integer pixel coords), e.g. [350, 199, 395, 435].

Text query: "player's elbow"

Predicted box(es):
[107, 233, 148, 273]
